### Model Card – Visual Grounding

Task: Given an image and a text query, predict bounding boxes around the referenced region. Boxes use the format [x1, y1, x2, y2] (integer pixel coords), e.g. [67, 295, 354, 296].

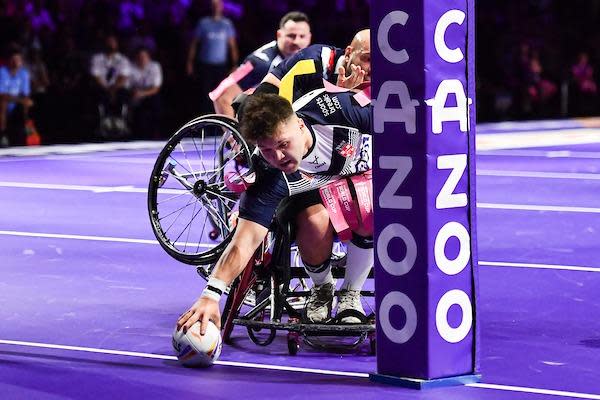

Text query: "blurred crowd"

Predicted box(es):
[0, 0, 368, 146]
[477, 1, 600, 121]
[1, 0, 599, 146]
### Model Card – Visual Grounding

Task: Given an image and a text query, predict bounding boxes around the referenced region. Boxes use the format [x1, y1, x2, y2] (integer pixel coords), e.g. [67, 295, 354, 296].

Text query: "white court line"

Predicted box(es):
[0, 230, 213, 249]
[0, 339, 369, 378]
[0, 181, 148, 193]
[1, 340, 598, 399]
[476, 128, 600, 151]
[479, 261, 600, 273]
[4, 182, 600, 214]
[466, 383, 600, 400]
[478, 149, 600, 159]
[44, 156, 159, 164]
[0, 141, 165, 157]
[0, 181, 187, 195]
[478, 170, 600, 180]
[3, 230, 599, 274]
[478, 203, 600, 214]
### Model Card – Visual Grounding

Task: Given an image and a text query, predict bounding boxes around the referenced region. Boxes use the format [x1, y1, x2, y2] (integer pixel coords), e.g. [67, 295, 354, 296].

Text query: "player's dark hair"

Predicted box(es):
[239, 94, 294, 143]
[279, 11, 310, 28]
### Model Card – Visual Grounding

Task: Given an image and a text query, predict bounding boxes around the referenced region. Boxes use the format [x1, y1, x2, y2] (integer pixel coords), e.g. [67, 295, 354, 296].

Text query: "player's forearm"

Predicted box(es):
[211, 242, 254, 285]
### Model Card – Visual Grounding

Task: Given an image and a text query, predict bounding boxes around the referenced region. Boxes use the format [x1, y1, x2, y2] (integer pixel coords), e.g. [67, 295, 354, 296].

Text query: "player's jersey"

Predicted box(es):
[238, 41, 284, 91]
[238, 87, 371, 228]
[271, 44, 345, 102]
[209, 41, 284, 101]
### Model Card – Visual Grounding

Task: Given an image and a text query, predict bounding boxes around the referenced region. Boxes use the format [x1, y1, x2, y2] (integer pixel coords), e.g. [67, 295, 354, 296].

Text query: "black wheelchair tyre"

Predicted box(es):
[148, 114, 253, 266]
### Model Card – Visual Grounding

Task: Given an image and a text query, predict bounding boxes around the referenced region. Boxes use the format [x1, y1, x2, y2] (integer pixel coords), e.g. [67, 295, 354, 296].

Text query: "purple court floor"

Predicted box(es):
[2, 121, 600, 399]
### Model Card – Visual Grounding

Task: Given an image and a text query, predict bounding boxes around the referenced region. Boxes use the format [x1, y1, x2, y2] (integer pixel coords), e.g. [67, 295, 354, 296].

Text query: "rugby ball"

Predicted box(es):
[172, 321, 222, 367]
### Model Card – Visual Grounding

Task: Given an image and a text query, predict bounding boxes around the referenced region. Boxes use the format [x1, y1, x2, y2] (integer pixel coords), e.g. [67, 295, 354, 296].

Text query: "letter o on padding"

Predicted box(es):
[434, 221, 470, 275]
[435, 289, 472, 343]
[379, 291, 418, 344]
[377, 223, 417, 276]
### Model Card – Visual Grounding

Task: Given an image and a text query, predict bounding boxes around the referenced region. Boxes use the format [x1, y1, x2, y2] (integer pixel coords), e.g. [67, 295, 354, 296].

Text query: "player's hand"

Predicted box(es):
[176, 296, 221, 335]
[337, 65, 367, 89]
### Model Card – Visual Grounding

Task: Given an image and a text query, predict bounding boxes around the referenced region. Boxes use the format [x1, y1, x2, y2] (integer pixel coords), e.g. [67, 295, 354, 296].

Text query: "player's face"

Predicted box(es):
[8, 54, 23, 70]
[257, 116, 308, 173]
[277, 21, 312, 58]
[346, 47, 371, 82]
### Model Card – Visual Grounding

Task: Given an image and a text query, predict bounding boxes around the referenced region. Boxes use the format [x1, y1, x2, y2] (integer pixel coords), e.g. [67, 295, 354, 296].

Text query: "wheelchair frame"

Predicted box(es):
[148, 114, 375, 355]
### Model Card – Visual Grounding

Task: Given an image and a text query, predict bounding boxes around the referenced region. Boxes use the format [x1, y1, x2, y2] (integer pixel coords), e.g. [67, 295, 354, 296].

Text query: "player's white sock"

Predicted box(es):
[341, 240, 373, 291]
[300, 258, 334, 286]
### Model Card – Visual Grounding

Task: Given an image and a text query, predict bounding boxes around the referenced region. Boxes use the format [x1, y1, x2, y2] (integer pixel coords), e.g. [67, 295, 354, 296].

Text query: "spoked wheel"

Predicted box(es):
[148, 114, 253, 266]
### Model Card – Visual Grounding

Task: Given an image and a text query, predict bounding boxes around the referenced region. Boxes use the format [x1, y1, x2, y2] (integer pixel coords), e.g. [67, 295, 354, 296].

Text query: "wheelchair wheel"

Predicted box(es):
[148, 114, 253, 265]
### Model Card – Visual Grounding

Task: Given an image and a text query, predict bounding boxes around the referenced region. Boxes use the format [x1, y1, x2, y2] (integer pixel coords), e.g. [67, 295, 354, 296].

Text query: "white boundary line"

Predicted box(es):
[478, 149, 600, 159]
[0, 141, 165, 157]
[479, 261, 600, 273]
[1, 339, 599, 398]
[0, 230, 213, 249]
[466, 383, 600, 400]
[478, 203, 600, 214]
[478, 170, 600, 180]
[0, 181, 148, 193]
[4, 181, 600, 214]
[4, 231, 600, 273]
[0, 339, 368, 378]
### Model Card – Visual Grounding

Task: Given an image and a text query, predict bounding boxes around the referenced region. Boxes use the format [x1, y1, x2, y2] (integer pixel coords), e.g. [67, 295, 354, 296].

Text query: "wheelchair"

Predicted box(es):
[148, 114, 376, 355]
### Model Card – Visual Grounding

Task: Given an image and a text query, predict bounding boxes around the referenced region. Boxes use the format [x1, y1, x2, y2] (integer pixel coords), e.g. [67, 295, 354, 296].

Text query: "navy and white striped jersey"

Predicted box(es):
[238, 87, 371, 228]
[238, 41, 284, 91]
[271, 44, 345, 102]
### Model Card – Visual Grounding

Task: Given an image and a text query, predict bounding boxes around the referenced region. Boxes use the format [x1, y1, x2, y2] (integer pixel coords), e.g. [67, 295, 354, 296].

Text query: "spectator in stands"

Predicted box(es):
[211, 11, 312, 117]
[129, 47, 163, 139]
[524, 55, 557, 117]
[186, 0, 238, 114]
[570, 51, 598, 116]
[90, 34, 131, 136]
[0, 46, 36, 147]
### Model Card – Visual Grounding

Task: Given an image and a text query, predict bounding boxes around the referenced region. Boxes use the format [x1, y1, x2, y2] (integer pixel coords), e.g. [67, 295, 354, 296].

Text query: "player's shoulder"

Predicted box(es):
[294, 88, 369, 125]
[296, 44, 341, 60]
[248, 41, 279, 64]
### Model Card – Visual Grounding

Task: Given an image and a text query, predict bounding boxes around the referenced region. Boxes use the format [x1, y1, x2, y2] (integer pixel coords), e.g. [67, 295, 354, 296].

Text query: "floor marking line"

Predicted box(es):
[0, 230, 213, 248]
[0, 181, 149, 193]
[3, 231, 599, 274]
[479, 261, 600, 273]
[478, 149, 600, 159]
[467, 383, 600, 400]
[1, 339, 599, 398]
[0, 339, 369, 378]
[4, 181, 600, 214]
[478, 170, 600, 180]
[478, 203, 600, 213]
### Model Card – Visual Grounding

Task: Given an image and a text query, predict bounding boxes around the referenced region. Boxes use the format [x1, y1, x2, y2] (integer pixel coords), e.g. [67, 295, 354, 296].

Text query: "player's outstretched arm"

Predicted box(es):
[213, 83, 243, 117]
[177, 218, 268, 334]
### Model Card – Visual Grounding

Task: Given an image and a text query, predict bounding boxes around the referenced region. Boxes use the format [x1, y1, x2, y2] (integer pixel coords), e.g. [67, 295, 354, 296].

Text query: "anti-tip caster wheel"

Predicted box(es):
[208, 230, 220, 240]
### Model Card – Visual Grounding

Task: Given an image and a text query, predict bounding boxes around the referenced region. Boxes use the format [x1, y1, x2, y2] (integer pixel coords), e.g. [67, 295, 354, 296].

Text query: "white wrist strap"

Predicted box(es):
[201, 277, 228, 302]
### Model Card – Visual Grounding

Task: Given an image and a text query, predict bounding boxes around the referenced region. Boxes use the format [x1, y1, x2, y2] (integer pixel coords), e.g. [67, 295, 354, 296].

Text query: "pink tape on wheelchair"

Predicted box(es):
[319, 171, 373, 241]
[224, 161, 252, 193]
[349, 170, 373, 234]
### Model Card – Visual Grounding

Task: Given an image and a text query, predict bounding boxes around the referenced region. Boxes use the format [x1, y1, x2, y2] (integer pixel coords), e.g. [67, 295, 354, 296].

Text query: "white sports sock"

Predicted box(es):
[342, 241, 373, 291]
[299, 257, 334, 286]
